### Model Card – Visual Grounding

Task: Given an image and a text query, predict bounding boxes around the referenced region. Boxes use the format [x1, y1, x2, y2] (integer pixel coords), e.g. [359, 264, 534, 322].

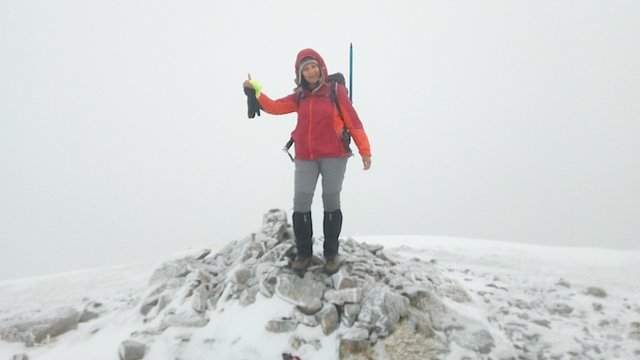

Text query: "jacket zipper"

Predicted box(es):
[308, 97, 314, 158]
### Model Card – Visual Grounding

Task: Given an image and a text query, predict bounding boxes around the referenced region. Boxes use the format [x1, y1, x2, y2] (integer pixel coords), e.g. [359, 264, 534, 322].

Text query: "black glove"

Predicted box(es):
[243, 87, 261, 118]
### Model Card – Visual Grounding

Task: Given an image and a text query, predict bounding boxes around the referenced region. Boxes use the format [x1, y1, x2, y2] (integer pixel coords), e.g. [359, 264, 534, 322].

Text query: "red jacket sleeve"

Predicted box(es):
[257, 92, 297, 115]
[336, 85, 371, 157]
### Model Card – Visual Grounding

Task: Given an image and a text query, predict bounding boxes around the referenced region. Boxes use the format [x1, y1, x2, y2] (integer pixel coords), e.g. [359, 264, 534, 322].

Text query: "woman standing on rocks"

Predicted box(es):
[243, 48, 372, 274]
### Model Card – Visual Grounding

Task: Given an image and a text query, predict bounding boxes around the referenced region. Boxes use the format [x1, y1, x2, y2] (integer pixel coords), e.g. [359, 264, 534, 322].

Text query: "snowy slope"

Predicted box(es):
[1, 235, 639, 359]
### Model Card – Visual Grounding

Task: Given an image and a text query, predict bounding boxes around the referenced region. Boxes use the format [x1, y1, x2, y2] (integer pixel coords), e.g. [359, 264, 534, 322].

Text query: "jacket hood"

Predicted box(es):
[295, 48, 328, 86]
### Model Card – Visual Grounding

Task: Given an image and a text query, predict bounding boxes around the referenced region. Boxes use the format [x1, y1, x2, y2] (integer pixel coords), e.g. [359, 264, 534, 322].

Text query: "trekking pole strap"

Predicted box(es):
[283, 138, 295, 162]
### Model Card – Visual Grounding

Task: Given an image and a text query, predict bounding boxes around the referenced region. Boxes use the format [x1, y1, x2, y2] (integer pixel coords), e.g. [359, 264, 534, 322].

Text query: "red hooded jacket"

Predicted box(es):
[256, 48, 371, 161]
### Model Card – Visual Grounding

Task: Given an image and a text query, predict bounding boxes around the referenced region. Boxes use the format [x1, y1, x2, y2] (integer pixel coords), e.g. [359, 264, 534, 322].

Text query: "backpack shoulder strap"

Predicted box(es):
[330, 81, 344, 121]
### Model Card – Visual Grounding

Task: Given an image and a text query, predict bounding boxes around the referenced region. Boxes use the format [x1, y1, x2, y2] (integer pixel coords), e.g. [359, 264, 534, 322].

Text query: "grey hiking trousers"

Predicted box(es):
[294, 157, 349, 213]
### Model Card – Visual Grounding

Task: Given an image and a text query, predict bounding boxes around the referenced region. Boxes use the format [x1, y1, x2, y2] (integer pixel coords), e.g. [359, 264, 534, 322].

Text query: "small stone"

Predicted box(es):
[192, 249, 212, 260]
[331, 270, 357, 290]
[259, 275, 276, 298]
[275, 274, 324, 315]
[339, 339, 370, 358]
[532, 319, 551, 328]
[342, 303, 361, 328]
[148, 259, 190, 285]
[320, 304, 340, 335]
[324, 288, 363, 305]
[342, 327, 369, 341]
[118, 339, 146, 360]
[233, 266, 252, 285]
[289, 335, 322, 350]
[585, 287, 607, 298]
[12, 354, 29, 360]
[407, 308, 435, 338]
[548, 303, 573, 316]
[163, 310, 209, 328]
[629, 322, 640, 341]
[191, 286, 209, 313]
[451, 329, 494, 355]
[266, 318, 298, 333]
[239, 287, 258, 306]
[292, 307, 320, 327]
[79, 309, 99, 323]
[289, 335, 304, 349]
[260, 209, 289, 241]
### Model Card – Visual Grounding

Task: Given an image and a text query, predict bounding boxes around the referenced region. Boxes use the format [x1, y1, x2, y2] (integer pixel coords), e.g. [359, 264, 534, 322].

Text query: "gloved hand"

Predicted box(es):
[243, 78, 263, 119]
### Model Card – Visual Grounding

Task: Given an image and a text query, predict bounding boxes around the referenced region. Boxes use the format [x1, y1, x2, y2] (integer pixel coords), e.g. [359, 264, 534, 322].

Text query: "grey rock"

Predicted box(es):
[440, 282, 472, 303]
[191, 285, 209, 313]
[78, 309, 99, 323]
[260, 209, 289, 241]
[331, 270, 357, 290]
[206, 286, 224, 311]
[320, 304, 340, 335]
[11, 354, 29, 360]
[191, 248, 212, 260]
[362, 243, 384, 254]
[342, 303, 361, 328]
[289, 335, 304, 349]
[239, 286, 258, 306]
[382, 291, 410, 328]
[241, 241, 265, 262]
[339, 338, 370, 358]
[324, 288, 363, 305]
[402, 287, 463, 331]
[79, 302, 102, 323]
[585, 286, 607, 298]
[192, 268, 215, 284]
[289, 335, 322, 350]
[148, 259, 190, 285]
[451, 329, 495, 354]
[275, 273, 324, 315]
[548, 302, 574, 316]
[0, 307, 80, 346]
[532, 319, 551, 328]
[407, 308, 435, 338]
[292, 307, 320, 327]
[379, 320, 449, 360]
[163, 310, 209, 328]
[233, 266, 252, 285]
[266, 318, 298, 333]
[356, 286, 409, 337]
[261, 242, 295, 263]
[389, 276, 411, 291]
[342, 327, 369, 341]
[140, 288, 163, 316]
[118, 339, 146, 360]
[259, 273, 277, 298]
[629, 321, 640, 341]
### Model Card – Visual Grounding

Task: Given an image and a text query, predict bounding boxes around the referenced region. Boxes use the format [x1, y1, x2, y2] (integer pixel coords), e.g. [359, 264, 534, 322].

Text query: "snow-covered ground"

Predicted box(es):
[1, 235, 639, 359]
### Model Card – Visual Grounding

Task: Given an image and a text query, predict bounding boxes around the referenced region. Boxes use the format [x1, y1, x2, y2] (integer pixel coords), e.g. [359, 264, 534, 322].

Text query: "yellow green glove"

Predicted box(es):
[248, 79, 262, 98]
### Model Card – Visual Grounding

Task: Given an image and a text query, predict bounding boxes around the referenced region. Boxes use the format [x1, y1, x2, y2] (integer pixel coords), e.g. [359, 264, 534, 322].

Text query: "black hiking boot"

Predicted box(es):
[324, 255, 341, 275]
[292, 256, 312, 274]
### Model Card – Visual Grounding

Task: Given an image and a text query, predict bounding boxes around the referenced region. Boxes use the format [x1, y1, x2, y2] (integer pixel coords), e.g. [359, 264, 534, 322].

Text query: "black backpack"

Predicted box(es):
[284, 73, 352, 161]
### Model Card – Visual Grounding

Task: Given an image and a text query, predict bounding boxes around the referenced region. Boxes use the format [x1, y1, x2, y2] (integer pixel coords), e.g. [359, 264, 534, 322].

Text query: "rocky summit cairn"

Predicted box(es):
[3, 209, 635, 358]
[128, 209, 499, 359]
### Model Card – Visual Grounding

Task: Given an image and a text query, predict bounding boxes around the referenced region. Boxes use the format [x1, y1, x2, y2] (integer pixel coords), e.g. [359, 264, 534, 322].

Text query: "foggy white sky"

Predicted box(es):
[1, 0, 639, 281]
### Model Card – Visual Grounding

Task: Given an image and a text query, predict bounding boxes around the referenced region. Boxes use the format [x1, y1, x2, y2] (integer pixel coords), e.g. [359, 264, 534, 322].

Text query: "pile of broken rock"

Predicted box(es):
[124, 209, 498, 359]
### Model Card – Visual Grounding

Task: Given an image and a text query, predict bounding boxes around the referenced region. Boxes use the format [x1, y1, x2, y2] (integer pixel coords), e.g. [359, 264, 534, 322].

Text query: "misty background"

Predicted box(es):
[1, 0, 639, 281]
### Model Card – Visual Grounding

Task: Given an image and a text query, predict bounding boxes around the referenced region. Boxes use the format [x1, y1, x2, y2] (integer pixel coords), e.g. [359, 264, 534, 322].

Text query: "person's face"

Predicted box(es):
[302, 62, 320, 84]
